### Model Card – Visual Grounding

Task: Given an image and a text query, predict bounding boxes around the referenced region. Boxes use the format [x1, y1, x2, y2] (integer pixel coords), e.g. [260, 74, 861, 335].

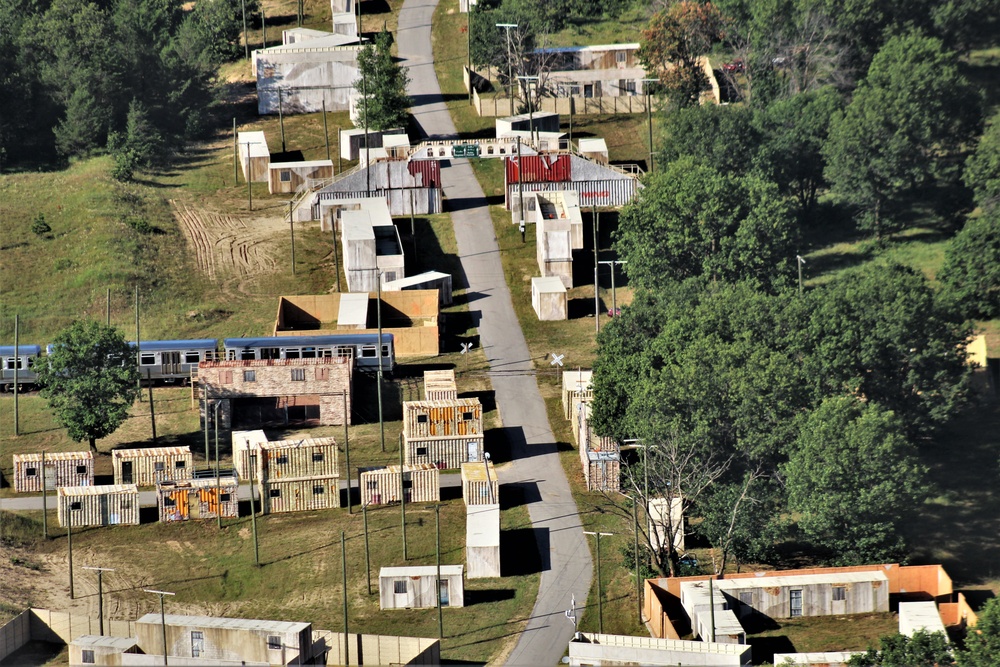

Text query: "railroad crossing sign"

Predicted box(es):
[452, 144, 481, 159]
[461, 342, 475, 355]
[550, 353, 565, 367]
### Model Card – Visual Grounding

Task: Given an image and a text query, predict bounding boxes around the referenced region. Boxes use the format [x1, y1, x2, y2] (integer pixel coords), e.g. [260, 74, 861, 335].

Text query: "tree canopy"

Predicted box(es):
[847, 630, 955, 667]
[964, 110, 1000, 213]
[937, 212, 1000, 320]
[959, 597, 1000, 667]
[35, 320, 141, 452]
[354, 29, 411, 132]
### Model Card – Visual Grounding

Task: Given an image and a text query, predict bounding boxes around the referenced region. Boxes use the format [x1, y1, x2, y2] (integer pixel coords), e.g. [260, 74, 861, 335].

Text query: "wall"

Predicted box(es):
[314, 631, 440, 665]
[939, 592, 979, 628]
[568, 633, 752, 667]
[0, 608, 137, 659]
[255, 46, 362, 114]
[268, 162, 334, 194]
[260, 476, 341, 513]
[405, 437, 484, 470]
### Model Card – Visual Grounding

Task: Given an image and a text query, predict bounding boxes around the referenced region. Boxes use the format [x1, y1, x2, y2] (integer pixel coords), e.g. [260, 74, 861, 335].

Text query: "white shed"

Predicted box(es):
[232, 430, 269, 481]
[898, 601, 947, 637]
[379, 565, 465, 609]
[466, 503, 500, 579]
[578, 137, 609, 165]
[238, 131, 270, 182]
[531, 276, 568, 321]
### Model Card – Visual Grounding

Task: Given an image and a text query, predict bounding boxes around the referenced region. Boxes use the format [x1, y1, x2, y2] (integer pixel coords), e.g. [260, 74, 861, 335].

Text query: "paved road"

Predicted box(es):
[396, 3, 593, 665]
[0, 475, 463, 511]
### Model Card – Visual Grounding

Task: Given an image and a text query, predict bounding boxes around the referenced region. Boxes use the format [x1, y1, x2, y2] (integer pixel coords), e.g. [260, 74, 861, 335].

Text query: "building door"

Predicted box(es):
[43, 466, 57, 491]
[162, 351, 181, 377]
[121, 461, 133, 484]
[439, 579, 450, 607]
[393, 579, 408, 608]
[189, 490, 201, 519]
[467, 441, 479, 463]
[790, 589, 803, 617]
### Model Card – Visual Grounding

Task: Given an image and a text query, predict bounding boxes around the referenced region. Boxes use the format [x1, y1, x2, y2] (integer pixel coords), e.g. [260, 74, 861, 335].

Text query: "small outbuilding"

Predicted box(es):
[268, 159, 334, 194]
[466, 503, 500, 579]
[403, 399, 483, 439]
[157, 476, 240, 523]
[238, 131, 270, 182]
[69, 636, 141, 666]
[577, 137, 609, 165]
[536, 216, 574, 288]
[461, 461, 498, 505]
[379, 565, 465, 609]
[531, 276, 568, 321]
[422, 369, 457, 401]
[112, 446, 193, 487]
[57, 485, 139, 527]
[898, 601, 947, 637]
[359, 464, 440, 505]
[12, 451, 93, 493]
[561, 369, 592, 419]
[257, 437, 340, 481]
[341, 199, 407, 290]
[232, 430, 269, 481]
[339, 128, 407, 161]
[648, 496, 685, 553]
[259, 475, 341, 513]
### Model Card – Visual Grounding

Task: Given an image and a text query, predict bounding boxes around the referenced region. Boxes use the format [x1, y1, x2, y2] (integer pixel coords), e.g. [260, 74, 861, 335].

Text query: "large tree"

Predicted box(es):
[614, 157, 798, 292]
[848, 630, 955, 667]
[964, 109, 1000, 213]
[823, 31, 981, 237]
[354, 29, 411, 132]
[35, 320, 141, 452]
[785, 396, 927, 565]
[959, 597, 1000, 667]
[937, 212, 1000, 320]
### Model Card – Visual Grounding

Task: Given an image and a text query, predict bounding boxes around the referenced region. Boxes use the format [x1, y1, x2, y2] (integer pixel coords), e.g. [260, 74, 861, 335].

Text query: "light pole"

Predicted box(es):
[362, 501, 372, 595]
[583, 531, 614, 634]
[348, 268, 386, 453]
[640, 79, 660, 172]
[82, 566, 114, 635]
[143, 589, 175, 665]
[517, 75, 539, 145]
[425, 504, 443, 639]
[495, 23, 518, 116]
[483, 452, 495, 504]
[598, 260, 626, 317]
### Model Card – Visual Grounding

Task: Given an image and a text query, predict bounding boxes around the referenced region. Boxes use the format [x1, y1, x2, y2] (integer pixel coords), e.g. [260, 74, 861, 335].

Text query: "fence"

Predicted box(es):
[472, 84, 652, 117]
[0, 608, 136, 661]
[314, 630, 440, 665]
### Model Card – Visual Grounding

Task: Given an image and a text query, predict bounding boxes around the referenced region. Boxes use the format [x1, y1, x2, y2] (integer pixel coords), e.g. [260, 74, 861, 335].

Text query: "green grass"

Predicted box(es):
[746, 612, 899, 661]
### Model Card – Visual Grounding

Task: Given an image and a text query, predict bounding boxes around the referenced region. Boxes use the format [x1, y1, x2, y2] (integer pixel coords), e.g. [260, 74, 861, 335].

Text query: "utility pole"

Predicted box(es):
[797, 254, 806, 295]
[233, 118, 239, 184]
[362, 68, 370, 196]
[344, 392, 351, 514]
[598, 260, 626, 317]
[632, 500, 641, 624]
[516, 137, 525, 242]
[249, 453, 260, 566]
[67, 502, 74, 599]
[147, 369, 156, 444]
[426, 504, 443, 638]
[82, 567, 115, 636]
[135, 286, 141, 398]
[640, 79, 660, 173]
[41, 451, 47, 539]
[278, 89, 286, 153]
[203, 390, 210, 471]
[583, 531, 613, 634]
[289, 201, 296, 275]
[241, 0, 248, 60]
[107, 288, 111, 326]
[246, 142, 254, 211]
[362, 501, 372, 595]
[593, 205, 599, 333]
[13, 314, 19, 435]
[323, 99, 331, 162]
[467, 2, 473, 103]
[399, 434, 407, 560]
[337, 126, 342, 174]
[143, 589, 175, 665]
[214, 401, 222, 530]
[341, 531, 349, 665]
[518, 76, 539, 145]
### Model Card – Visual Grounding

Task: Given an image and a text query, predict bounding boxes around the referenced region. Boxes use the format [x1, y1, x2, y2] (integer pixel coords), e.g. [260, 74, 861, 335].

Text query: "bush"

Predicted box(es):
[31, 214, 51, 237]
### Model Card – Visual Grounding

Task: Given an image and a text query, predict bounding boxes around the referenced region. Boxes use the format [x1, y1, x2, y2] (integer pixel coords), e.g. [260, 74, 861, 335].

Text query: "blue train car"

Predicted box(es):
[223, 333, 395, 372]
[0, 345, 42, 391]
[129, 339, 219, 383]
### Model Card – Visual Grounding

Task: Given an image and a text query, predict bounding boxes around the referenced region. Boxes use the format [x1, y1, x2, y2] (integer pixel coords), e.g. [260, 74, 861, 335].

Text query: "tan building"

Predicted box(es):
[157, 476, 240, 523]
[136, 614, 312, 665]
[257, 437, 340, 481]
[259, 475, 341, 514]
[423, 369, 457, 401]
[359, 463, 440, 505]
[58, 485, 139, 527]
[403, 399, 485, 470]
[12, 451, 93, 493]
[379, 565, 465, 610]
[112, 447, 193, 487]
[461, 461, 498, 505]
[197, 356, 353, 428]
[268, 159, 334, 194]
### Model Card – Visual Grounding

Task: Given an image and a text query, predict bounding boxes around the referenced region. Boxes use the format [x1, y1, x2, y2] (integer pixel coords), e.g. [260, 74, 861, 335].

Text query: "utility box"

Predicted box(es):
[13, 451, 93, 492]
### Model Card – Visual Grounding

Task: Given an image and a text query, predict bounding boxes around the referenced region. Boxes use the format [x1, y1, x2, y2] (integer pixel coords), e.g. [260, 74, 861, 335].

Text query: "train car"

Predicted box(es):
[223, 333, 395, 373]
[129, 339, 219, 383]
[0, 345, 42, 391]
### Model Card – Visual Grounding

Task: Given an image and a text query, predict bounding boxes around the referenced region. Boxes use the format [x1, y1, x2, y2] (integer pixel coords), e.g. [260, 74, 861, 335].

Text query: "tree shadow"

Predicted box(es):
[747, 635, 797, 664]
[500, 527, 549, 576]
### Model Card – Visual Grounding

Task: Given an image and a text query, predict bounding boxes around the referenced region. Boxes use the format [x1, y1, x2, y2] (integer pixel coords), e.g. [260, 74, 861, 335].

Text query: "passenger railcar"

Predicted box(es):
[223, 333, 395, 372]
[130, 339, 218, 383]
[0, 345, 41, 391]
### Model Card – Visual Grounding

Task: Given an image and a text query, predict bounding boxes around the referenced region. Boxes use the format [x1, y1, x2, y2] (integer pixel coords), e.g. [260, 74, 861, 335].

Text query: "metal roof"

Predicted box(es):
[379, 564, 464, 578]
[0, 345, 42, 356]
[238, 132, 269, 159]
[403, 398, 481, 409]
[158, 477, 238, 490]
[466, 504, 500, 547]
[713, 570, 889, 590]
[337, 293, 370, 328]
[112, 446, 191, 459]
[14, 451, 93, 462]
[71, 635, 139, 649]
[532, 276, 567, 293]
[224, 333, 393, 348]
[136, 614, 310, 633]
[58, 484, 138, 496]
[269, 160, 335, 169]
[258, 33, 361, 51]
[127, 340, 217, 351]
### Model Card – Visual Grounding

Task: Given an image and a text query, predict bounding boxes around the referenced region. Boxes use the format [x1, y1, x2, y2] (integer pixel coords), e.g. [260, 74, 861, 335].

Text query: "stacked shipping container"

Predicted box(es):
[402, 399, 484, 470]
[359, 464, 440, 505]
[157, 477, 240, 523]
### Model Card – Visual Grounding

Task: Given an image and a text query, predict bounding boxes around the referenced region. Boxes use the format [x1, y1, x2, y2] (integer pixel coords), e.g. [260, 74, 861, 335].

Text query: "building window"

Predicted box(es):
[584, 84, 594, 98]
[393, 580, 407, 594]
[25, 467, 36, 477]
[315, 367, 330, 381]
[191, 631, 204, 657]
[82, 649, 95, 664]
[417, 414, 428, 424]
[280, 170, 291, 182]
[416, 447, 428, 456]
[185, 352, 201, 363]
[220, 370, 233, 384]
[155, 461, 166, 472]
[175, 460, 186, 468]
[164, 497, 176, 507]
[70, 501, 82, 511]
[220, 493, 231, 502]
[623, 79, 636, 95]
[313, 485, 325, 495]
[276, 455, 289, 465]
[381, 345, 390, 358]
[244, 370, 256, 382]
[291, 368, 306, 381]
[76, 465, 87, 474]
[140, 353, 156, 365]
[739, 591, 752, 606]
[267, 636, 282, 650]
[462, 412, 473, 421]
[360, 346, 377, 358]
[269, 489, 281, 498]
[616, 50, 627, 64]
[312, 452, 324, 462]
[121, 500, 132, 509]
[833, 586, 846, 601]
[790, 589, 803, 617]
[366, 480, 378, 490]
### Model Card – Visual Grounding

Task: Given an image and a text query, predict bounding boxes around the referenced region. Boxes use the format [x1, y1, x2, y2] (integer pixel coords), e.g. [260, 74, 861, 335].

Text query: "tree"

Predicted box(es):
[35, 320, 141, 453]
[822, 31, 981, 237]
[656, 104, 764, 177]
[785, 396, 927, 564]
[848, 630, 955, 667]
[959, 596, 1000, 666]
[614, 157, 798, 292]
[109, 99, 164, 181]
[697, 472, 784, 574]
[964, 110, 1000, 213]
[639, 2, 727, 107]
[937, 212, 1000, 320]
[354, 29, 411, 132]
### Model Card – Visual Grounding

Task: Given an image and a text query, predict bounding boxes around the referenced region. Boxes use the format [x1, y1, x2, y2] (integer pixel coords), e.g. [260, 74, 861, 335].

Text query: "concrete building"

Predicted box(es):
[466, 503, 500, 579]
[268, 160, 334, 195]
[340, 198, 406, 291]
[536, 216, 574, 288]
[567, 633, 752, 667]
[339, 128, 407, 161]
[112, 447, 193, 487]
[238, 131, 270, 182]
[533, 43, 648, 99]
[197, 357, 353, 428]
[157, 476, 240, 523]
[379, 565, 465, 609]
[135, 614, 313, 665]
[274, 292, 440, 358]
[531, 276, 568, 321]
[253, 31, 363, 115]
[57, 485, 139, 527]
[383, 271, 454, 306]
[899, 601, 947, 637]
[12, 451, 93, 493]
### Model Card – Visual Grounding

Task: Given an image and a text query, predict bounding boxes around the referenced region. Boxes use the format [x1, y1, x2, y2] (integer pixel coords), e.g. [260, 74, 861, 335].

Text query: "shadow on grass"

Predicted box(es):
[747, 635, 797, 664]
[500, 527, 549, 576]
[465, 588, 516, 606]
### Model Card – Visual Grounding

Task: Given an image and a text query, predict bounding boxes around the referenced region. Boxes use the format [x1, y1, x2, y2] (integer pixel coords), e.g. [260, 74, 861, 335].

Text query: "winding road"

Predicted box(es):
[395, 1, 593, 665]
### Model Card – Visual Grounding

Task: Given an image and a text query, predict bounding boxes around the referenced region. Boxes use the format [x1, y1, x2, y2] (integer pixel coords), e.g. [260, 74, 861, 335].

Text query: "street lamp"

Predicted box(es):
[517, 75, 539, 146]
[583, 531, 614, 634]
[143, 589, 175, 666]
[495, 23, 518, 116]
[639, 78, 660, 172]
[81, 566, 115, 636]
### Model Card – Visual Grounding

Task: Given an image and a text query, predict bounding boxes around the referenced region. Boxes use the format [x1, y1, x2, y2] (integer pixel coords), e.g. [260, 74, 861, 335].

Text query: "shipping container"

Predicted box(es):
[157, 476, 240, 523]
[359, 464, 440, 505]
[379, 565, 465, 609]
[257, 437, 339, 481]
[405, 436, 484, 470]
[12, 451, 93, 492]
[422, 369, 457, 401]
[238, 131, 270, 182]
[57, 485, 139, 527]
[135, 614, 311, 665]
[505, 155, 572, 184]
[232, 430, 269, 481]
[561, 369, 593, 419]
[402, 399, 483, 439]
[112, 447, 193, 487]
[268, 160, 334, 194]
[466, 503, 500, 579]
[258, 475, 341, 513]
[460, 461, 498, 505]
[507, 178, 638, 210]
[582, 450, 621, 493]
